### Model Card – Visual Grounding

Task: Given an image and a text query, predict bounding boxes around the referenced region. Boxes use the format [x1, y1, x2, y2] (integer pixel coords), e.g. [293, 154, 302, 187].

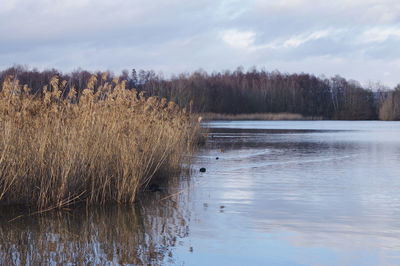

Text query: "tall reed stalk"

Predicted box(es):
[0, 74, 200, 210]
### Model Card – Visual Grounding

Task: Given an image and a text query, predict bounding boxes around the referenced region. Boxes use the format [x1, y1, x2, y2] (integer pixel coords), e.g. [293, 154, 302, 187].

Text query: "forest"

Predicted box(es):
[1, 65, 399, 120]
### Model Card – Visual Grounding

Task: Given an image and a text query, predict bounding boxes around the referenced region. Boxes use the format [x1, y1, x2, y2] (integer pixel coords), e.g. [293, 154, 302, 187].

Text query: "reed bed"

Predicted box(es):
[201, 112, 323, 121]
[0, 74, 200, 210]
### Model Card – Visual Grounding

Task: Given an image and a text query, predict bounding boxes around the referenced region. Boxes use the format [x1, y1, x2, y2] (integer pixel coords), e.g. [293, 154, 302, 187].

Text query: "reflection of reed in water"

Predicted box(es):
[0, 186, 191, 265]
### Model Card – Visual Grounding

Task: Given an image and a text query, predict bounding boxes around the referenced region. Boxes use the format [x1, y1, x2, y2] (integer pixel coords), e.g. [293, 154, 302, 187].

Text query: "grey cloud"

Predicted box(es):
[1, 0, 400, 87]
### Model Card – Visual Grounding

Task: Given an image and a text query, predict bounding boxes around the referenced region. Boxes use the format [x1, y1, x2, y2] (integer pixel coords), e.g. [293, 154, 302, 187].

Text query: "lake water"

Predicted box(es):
[1, 121, 400, 265]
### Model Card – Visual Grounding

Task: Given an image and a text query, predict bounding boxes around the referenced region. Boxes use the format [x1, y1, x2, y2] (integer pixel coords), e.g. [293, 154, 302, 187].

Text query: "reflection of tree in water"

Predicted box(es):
[0, 185, 190, 265]
[206, 128, 357, 155]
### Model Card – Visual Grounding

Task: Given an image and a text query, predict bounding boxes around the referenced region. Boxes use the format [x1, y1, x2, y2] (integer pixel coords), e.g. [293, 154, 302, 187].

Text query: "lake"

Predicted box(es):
[1, 121, 400, 265]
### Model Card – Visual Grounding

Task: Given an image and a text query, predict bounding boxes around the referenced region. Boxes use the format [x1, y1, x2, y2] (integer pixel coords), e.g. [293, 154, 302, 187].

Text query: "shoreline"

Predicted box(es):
[200, 112, 323, 121]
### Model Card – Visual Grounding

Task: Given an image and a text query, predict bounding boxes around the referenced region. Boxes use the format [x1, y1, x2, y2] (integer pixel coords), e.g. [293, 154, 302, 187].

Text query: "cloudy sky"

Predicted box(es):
[1, 0, 400, 87]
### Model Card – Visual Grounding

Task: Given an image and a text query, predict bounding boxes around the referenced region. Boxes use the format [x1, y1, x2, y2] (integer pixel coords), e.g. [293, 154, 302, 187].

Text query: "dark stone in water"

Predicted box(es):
[200, 167, 206, 172]
[149, 184, 162, 192]
[216, 157, 219, 160]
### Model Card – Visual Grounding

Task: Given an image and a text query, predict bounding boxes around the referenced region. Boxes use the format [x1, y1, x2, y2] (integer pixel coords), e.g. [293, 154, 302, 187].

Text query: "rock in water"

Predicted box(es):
[200, 167, 206, 172]
[149, 184, 161, 192]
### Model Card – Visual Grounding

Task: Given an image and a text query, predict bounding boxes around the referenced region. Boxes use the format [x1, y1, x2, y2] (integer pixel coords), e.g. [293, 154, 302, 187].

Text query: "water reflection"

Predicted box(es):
[2, 121, 400, 265]
[174, 121, 400, 265]
[0, 183, 191, 265]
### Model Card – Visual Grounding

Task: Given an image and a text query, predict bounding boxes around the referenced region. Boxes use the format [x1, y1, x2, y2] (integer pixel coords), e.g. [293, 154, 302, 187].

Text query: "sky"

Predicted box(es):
[1, 0, 400, 87]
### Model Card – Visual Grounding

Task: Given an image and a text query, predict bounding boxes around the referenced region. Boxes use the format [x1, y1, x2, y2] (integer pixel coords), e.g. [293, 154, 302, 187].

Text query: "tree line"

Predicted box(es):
[1, 65, 398, 120]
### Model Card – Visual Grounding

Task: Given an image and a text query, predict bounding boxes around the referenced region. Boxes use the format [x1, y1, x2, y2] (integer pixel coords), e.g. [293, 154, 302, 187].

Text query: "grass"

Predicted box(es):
[201, 112, 323, 121]
[0, 74, 200, 210]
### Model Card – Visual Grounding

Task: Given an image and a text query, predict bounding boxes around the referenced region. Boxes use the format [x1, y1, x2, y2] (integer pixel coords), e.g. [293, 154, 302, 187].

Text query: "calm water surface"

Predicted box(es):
[1, 121, 400, 265]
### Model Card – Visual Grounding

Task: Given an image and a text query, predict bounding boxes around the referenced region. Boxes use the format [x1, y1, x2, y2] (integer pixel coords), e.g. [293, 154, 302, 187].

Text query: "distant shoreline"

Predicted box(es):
[200, 112, 323, 121]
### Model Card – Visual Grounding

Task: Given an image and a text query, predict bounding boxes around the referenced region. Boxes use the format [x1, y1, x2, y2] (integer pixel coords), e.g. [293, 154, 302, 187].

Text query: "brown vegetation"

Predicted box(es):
[2, 66, 400, 121]
[0, 74, 200, 210]
[0, 66, 384, 120]
[379, 86, 400, 120]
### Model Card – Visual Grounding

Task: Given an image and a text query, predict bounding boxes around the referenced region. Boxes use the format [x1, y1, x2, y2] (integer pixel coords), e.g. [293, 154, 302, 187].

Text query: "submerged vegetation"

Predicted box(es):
[0, 74, 200, 210]
[1, 66, 399, 120]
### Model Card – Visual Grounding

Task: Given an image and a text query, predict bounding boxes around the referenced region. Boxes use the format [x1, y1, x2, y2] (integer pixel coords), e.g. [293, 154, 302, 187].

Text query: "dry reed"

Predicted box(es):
[0, 75, 200, 210]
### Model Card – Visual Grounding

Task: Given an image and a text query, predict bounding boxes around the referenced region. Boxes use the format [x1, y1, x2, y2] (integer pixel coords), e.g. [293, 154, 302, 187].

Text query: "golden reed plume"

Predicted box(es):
[0, 75, 201, 210]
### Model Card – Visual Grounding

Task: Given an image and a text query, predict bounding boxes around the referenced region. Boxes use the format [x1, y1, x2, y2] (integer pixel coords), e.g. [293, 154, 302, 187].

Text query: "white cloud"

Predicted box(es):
[0, 0, 18, 13]
[221, 29, 256, 49]
[256, 0, 307, 11]
[255, 0, 400, 24]
[281, 30, 331, 48]
[358, 26, 400, 43]
[222, 29, 334, 51]
[362, 3, 400, 23]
